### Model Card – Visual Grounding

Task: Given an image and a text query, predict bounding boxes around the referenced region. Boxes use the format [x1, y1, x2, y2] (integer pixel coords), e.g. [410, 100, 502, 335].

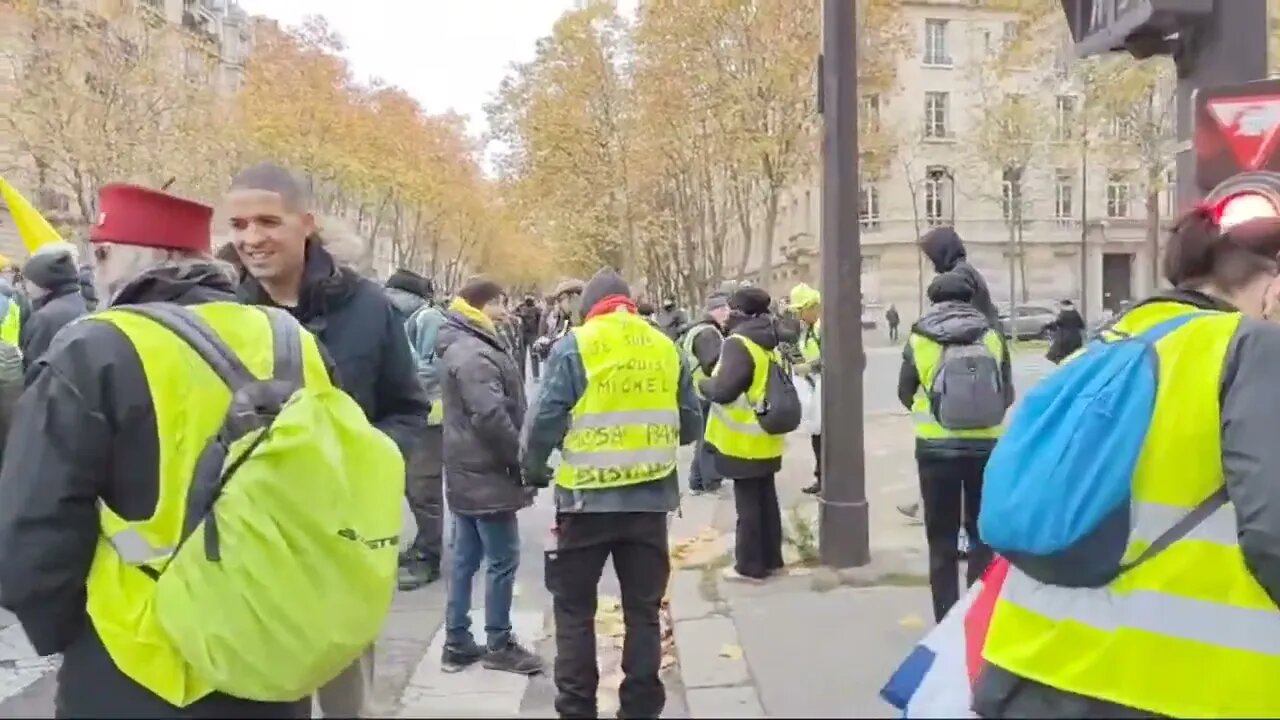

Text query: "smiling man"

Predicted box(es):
[224, 163, 430, 718]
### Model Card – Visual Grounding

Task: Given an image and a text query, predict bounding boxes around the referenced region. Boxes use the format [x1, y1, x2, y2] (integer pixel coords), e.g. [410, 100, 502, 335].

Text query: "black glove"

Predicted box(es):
[523, 465, 553, 489]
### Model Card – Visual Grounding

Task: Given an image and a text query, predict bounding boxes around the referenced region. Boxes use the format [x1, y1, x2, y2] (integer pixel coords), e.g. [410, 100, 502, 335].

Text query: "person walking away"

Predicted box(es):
[682, 291, 730, 496]
[1044, 298, 1085, 364]
[898, 272, 1011, 622]
[0, 184, 402, 717]
[655, 296, 688, 340]
[516, 295, 543, 380]
[886, 303, 901, 342]
[699, 287, 787, 581]
[789, 283, 825, 496]
[227, 164, 430, 718]
[975, 209, 1280, 718]
[437, 277, 542, 676]
[523, 268, 701, 719]
[385, 268, 447, 590]
[19, 243, 87, 374]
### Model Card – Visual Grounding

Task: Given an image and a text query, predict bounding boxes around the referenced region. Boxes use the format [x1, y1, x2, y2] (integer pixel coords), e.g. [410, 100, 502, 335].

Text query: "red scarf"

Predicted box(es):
[585, 294, 638, 320]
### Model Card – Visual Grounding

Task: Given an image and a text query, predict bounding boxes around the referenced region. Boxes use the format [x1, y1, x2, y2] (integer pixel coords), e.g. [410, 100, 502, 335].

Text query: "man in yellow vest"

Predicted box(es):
[681, 290, 730, 495]
[789, 283, 824, 495]
[699, 286, 788, 582]
[523, 268, 701, 719]
[0, 184, 311, 717]
[898, 272, 1011, 622]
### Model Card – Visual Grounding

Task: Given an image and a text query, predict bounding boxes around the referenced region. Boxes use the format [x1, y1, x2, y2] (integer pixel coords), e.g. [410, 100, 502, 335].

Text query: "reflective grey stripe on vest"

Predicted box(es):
[570, 409, 679, 430]
[1132, 500, 1239, 547]
[911, 411, 936, 425]
[561, 446, 678, 468]
[1001, 566, 1280, 657]
[710, 402, 767, 436]
[107, 528, 174, 565]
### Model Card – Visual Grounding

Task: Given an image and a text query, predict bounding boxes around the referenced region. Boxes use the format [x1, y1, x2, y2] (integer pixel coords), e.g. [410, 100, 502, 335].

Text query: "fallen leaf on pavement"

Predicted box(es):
[898, 613, 925, 629]
[718, 644, 743, 660]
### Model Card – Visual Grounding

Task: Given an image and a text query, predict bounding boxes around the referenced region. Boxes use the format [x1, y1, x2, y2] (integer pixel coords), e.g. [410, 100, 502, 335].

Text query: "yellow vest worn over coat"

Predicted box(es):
[983, 302, 1280, 718]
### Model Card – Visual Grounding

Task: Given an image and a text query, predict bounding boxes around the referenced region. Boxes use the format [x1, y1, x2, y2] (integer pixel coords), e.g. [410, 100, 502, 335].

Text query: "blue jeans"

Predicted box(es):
[445, 511, 520, 651]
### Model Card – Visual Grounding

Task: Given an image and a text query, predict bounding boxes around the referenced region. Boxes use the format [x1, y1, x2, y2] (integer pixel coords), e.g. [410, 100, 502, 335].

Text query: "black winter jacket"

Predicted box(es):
[697, 314, 784, 478]
[20, 282, 87, 377]
[0, 265, 309, 718]
[238, 243, 430, 458]
[920, 227, 1001, 328]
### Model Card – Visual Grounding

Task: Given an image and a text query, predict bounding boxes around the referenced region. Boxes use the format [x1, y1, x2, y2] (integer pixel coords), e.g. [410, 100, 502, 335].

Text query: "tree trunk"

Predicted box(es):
[1146, 188, 1160, 292]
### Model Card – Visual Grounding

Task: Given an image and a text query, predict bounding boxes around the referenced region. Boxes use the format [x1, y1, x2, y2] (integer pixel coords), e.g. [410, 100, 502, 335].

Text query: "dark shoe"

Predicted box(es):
[441, 637, 485, 673]
[398, 561, 441, 591]
[482, 638, 544, 675]
[802, 481, 821, 495]
[896, 501, 920, 519]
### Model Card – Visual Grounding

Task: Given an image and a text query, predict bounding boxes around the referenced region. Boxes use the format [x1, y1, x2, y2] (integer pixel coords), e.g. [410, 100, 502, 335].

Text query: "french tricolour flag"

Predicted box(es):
[880, 557, 1010, 718]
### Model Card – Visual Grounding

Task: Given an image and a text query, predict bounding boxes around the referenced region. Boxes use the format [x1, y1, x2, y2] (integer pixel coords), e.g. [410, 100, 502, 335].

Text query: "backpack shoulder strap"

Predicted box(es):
[261, 306, 304, 386]
[118, 303, 256, 391]
[1121, 486, 1230, 573]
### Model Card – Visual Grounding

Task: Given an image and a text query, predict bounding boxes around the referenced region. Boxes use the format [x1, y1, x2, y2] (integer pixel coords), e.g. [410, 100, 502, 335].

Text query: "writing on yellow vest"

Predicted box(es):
[704, 335, 786, 461]
[85, 302, 332, 707]
[983, 305, 1280, 718]
[556, 310, 682, 490]
[908, 330, 1004, 440]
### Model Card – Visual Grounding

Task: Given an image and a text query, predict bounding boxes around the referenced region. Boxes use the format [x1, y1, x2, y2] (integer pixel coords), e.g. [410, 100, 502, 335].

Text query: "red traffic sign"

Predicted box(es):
[1196, 79, 1280, 192]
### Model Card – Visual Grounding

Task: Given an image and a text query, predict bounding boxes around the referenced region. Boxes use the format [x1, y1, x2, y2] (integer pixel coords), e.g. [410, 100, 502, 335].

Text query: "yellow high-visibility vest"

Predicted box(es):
[800, 319, 821, 364]
[555, 310, 681, 490]
[681, 322, 721, 398]
[704, 334, 786, 462]
[908, 329, 1005, 440]
[0, 297, 19, 347]
[85, 302, 332, 707]
[983, 303, 1280, 718]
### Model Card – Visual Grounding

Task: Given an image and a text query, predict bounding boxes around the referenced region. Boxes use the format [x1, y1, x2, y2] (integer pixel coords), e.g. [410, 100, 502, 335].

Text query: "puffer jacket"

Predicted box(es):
[897, 300, 1013, 457]
[697, 314, 785, 479]
[436, 309, 531, 515]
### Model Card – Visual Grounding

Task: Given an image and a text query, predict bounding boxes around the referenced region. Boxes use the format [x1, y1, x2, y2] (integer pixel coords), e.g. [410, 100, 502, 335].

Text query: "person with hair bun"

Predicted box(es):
[975, 207, 1280, 719]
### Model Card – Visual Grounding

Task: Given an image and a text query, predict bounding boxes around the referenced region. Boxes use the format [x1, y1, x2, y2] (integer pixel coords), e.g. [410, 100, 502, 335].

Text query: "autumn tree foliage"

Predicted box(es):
[489, 0, 908, 303]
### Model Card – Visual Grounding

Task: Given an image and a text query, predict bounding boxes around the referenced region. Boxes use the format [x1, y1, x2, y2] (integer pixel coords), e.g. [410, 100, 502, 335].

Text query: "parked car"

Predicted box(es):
[997, 302, 1058, 340]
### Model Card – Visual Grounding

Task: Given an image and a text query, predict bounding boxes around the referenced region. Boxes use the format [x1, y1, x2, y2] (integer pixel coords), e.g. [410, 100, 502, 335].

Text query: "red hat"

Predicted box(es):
[90, 184, 213, 253]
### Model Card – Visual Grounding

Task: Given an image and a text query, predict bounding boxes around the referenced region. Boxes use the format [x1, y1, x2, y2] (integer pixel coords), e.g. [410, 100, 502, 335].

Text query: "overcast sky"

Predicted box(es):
[235, 0, 590, 140]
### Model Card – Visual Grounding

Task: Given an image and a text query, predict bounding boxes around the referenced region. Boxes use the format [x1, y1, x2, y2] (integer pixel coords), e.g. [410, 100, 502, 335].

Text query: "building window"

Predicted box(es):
[1107, 171, 1130, 218]
[859, 183, 881, 231]
[1110, 115, 1137, 140]
[1163, 168, 1177, 216]
[924, 167, 949, 226]
[1003, 21, 1018, 44]
[924, 91, 950, 138]
[1001, 94, 1026, 135]
[862, 94, 881, 130]
[1002, 166, 1023, 222]
[1054, 170, 1074, 222]
[924, 19, 951, 66]
[1054, 95, 1076, 141]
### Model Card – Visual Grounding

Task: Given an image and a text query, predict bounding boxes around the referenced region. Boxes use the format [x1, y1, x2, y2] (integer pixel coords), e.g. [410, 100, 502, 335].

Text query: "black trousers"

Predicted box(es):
[405, 426, 444, 567]
[889, 324, 900, 341]
[733, 475, 784, 579]
[546, 512, 670, 720]
[520, 335, 540, 379]
[917, 454, 993, 622]
[810, 433, 822, 481]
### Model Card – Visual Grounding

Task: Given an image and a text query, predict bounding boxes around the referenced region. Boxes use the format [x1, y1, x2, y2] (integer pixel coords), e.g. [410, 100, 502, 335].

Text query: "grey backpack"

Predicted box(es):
[929, 341, 1006, 430]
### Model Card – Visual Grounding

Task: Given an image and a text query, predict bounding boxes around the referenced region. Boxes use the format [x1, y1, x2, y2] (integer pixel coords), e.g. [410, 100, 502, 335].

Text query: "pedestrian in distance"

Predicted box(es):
[1044, 298, 1085, 365]
[898, 271, 1010, 622]
[699, 286, 788, 582]
[534, 279, 585, 361]
[515, 294, 543, 380]
[18, 242, 87, 376]
[226, 163, 431, 718]
[682, 291, 731, 496]
[975, 209, 1280, 719]
[886, 303, 901, 342]
[654, 296, 689, 340]
[0, 183, 404, 718]
[523, 267, 701, 719]
[385, 268, 448, 591]
[437, 277, 542, 677]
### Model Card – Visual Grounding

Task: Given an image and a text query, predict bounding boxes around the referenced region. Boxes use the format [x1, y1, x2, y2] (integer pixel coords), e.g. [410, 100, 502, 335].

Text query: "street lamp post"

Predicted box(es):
[818, 0, 869, 568]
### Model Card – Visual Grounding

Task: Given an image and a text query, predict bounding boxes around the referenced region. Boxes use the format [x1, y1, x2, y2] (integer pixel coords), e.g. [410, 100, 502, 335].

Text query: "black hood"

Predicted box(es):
[921, 226, 966, 273]
[237, 241, 358, 324]
[726, 314, 780, 351]
[111, 263, 238, 307]
[386, 268, 433, 300]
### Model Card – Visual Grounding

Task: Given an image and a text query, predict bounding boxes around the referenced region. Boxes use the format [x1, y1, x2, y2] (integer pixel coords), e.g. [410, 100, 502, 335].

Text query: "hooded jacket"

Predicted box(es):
[20, 283, 87, 377]
[898, 300, 1013, 457]
[384, 268, 432, 321]
[238, 242, 430, 458]
[522, 269, 702, 514]
[0, 264, 310, 718]
[697, 313, 785, 478]
[920, 227, 1001, 328]
[437, 301, 531, 515]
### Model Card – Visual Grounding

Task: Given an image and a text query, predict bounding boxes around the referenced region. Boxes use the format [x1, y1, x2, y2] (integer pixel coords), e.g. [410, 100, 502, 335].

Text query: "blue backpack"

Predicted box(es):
[980, 310, 1229, 588]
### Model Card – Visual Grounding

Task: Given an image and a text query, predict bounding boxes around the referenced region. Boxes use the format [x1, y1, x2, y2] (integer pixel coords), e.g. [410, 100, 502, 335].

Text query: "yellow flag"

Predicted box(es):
[0, 177, 62, 252]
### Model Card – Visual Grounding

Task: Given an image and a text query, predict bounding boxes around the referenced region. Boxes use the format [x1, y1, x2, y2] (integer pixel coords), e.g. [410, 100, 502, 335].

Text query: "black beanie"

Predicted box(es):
[580, 267, 631, 314]
[729, 286, 771, 316]
[927, 271, 975, 304]
[23, 249, 80, 292]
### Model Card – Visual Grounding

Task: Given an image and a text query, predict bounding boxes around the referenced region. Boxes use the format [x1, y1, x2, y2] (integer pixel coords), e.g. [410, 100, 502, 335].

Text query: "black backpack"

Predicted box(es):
[755, 355, 802, 435]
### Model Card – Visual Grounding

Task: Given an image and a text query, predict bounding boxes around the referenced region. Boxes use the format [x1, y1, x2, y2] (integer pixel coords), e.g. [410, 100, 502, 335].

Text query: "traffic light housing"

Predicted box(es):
[1204, 172, 1280, 229]
[1059, 0, 1214, 59]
